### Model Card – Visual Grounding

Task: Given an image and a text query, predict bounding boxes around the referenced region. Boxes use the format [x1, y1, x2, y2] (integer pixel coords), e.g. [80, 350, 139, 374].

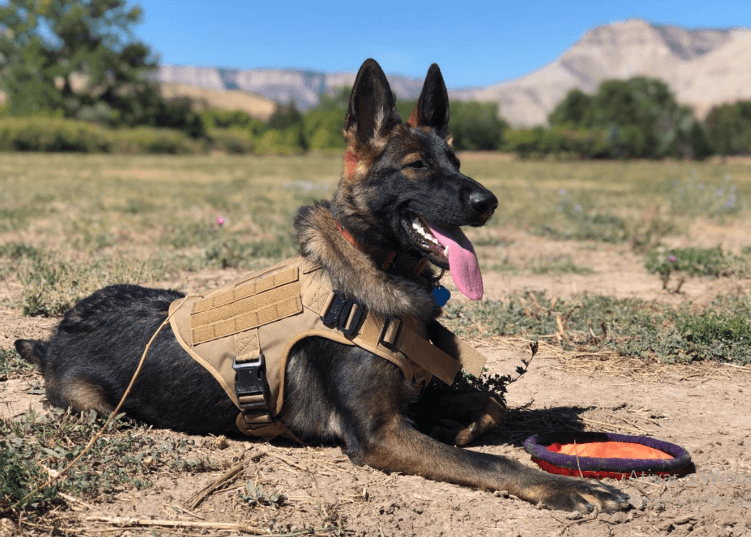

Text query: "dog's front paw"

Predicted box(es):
[429, 395, 506, 446]
[525, 475, 630, 513]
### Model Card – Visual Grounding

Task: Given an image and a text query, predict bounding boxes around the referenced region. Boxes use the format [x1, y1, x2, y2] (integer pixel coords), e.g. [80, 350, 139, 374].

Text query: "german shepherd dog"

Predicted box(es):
[16, 59, 628, 513]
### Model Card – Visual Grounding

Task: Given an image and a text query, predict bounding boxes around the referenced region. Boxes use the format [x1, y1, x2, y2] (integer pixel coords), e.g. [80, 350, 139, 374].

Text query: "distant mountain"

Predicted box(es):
[154, 19, 751, 126]
[465, 19, 751, 126]
[154, 65, 425, 110]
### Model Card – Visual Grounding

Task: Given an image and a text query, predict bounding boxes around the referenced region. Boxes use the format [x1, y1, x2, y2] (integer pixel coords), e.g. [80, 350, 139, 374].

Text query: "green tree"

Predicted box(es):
[316, 87, 351, 111]
[0, 0, 204, 135]
[548, 88, 594, 127]
[704, 102, 751, 156]
[396, 98, 417, 123]
[548, 78, 708, 159]
[302, 88, 349, 150]
[449, 101, 508, 150]
[267, 100, 303, 130]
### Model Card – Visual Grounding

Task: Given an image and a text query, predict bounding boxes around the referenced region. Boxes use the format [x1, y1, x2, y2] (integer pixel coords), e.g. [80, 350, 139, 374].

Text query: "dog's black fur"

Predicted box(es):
[16, 59, 629, 513]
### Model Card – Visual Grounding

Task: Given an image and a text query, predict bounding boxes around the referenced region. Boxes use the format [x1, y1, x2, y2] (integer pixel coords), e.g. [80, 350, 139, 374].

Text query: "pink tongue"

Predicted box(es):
[427, 224, 483, 300]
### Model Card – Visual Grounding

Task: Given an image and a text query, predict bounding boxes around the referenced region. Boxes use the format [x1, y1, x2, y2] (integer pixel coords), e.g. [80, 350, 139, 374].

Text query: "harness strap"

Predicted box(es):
[301, 282, 482, 385]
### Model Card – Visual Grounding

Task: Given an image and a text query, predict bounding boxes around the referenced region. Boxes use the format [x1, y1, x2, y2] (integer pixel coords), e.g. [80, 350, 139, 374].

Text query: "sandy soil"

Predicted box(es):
[2, 232, 751, 536]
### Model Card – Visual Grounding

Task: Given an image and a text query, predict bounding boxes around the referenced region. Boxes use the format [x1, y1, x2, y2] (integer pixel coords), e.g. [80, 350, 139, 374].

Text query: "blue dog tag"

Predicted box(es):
[431, 285, 451, 307]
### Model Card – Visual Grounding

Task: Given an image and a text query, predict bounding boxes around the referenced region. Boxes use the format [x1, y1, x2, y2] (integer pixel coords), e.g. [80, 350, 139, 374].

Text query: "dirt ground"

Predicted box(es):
[2, 232, 751, 536]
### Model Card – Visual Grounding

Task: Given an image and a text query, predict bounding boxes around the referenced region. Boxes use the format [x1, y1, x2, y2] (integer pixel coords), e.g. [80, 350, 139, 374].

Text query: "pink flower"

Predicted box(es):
[669, 256, 676, 263]
[216, 216, 225, 227]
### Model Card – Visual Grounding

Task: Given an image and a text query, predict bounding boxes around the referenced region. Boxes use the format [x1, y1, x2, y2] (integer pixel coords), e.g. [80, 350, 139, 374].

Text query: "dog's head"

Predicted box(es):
[332, 59, 498, 300]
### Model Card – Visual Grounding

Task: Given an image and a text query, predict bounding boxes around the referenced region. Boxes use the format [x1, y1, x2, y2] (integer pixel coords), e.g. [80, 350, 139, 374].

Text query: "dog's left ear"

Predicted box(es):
[344, 59, 401, 148]
[409, 63, 450, 136]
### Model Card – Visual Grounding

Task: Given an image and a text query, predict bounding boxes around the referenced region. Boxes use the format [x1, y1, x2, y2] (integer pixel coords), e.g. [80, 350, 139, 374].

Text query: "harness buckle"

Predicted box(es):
[321, 290, 365, 338]
[232, 353, 268, 411]
[379, 315, 403, 351]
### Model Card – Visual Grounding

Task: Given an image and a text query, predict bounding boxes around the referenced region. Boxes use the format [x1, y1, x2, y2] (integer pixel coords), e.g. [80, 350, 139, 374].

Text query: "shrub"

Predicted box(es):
[504, 127, 545, 158]
[255, 127, 305, 155]
[0, 117, 204, 154]
[0, 117, 198, 154]
[0, 117, 107, 152]
[202, 109, 265, 134]
[107, 126, 203, 154]
[208, 127, 255, 154]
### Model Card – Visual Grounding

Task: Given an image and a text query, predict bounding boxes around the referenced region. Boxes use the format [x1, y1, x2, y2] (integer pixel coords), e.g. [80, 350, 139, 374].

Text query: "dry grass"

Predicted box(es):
[160, 83, 278, 121]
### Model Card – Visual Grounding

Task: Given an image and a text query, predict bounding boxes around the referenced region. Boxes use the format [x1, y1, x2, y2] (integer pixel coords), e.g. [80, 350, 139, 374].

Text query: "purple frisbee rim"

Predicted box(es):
[524, 431, 692, 475]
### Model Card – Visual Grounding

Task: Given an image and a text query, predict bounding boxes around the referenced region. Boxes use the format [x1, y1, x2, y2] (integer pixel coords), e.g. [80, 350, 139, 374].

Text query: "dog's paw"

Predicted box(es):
[429, 396, 506, 446]
[525, 475, 630, 513]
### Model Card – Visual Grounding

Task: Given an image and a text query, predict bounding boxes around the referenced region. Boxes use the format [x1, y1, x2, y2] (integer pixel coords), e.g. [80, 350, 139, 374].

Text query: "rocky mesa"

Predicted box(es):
[153, 19, 751, 126]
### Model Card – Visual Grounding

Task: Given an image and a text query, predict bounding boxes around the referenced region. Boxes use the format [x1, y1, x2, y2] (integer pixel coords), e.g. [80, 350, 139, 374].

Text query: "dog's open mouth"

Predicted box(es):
[403, 214, 484, 300]
[407, 216, 448, 262]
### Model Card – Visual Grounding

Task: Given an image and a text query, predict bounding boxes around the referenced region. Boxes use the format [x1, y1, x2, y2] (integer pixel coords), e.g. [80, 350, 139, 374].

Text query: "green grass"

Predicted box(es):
[442, 292, 751, 364]
[487, 254, 594, 275]
[463, 158, 750, 244]
[0, 349, 35, 378]
[0, 409, 218, 514]
[645, 245, 748, 279]
[528, 254, 595, 275]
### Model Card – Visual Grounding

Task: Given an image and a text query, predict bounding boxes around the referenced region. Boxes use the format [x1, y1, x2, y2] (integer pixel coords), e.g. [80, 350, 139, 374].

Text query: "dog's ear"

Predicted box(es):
[344, 59, 401, 147]
[409, 63, 450, 135]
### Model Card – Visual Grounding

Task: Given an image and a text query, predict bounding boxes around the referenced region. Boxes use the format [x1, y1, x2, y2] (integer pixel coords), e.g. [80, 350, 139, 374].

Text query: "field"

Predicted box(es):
[1, 152, 751, 536]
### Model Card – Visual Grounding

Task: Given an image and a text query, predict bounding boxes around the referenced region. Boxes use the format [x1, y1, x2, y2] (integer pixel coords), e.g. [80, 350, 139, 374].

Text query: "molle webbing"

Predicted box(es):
[169, 256, 487, 439]
[190, 265, 302, 345]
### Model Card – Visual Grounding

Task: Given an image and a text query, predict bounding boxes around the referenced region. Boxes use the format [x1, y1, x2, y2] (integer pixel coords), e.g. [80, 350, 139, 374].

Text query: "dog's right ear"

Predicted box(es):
[344, 59, 401, 148]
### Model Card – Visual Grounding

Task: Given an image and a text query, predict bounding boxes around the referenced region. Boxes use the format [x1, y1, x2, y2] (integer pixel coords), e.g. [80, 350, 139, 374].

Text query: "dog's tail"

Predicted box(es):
[14, 339, 49, 373]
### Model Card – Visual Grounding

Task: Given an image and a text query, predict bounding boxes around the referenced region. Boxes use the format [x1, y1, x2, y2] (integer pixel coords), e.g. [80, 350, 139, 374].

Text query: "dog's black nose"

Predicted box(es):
[468, 190, 498, 217]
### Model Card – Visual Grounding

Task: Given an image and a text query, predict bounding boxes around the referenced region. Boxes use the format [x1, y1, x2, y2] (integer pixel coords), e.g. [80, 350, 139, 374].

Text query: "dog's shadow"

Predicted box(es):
[475, 405, 597, 448]
[264, 405, 597, 451]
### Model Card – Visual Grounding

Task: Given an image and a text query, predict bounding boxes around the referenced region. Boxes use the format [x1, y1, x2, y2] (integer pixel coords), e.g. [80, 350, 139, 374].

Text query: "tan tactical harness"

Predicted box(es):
[168, 256, 486, 439]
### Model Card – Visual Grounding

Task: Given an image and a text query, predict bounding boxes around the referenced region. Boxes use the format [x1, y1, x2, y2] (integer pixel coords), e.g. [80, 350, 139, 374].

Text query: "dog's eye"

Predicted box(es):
[405, 160, 424, 169]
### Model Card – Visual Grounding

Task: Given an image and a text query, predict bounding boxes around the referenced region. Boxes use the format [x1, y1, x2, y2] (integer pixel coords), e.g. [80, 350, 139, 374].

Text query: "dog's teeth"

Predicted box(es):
[409, 217, 443, 252]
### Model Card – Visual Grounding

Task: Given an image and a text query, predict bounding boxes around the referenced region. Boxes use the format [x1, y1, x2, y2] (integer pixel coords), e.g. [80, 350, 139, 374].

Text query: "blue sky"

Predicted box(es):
[135, 0, 751, 88]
